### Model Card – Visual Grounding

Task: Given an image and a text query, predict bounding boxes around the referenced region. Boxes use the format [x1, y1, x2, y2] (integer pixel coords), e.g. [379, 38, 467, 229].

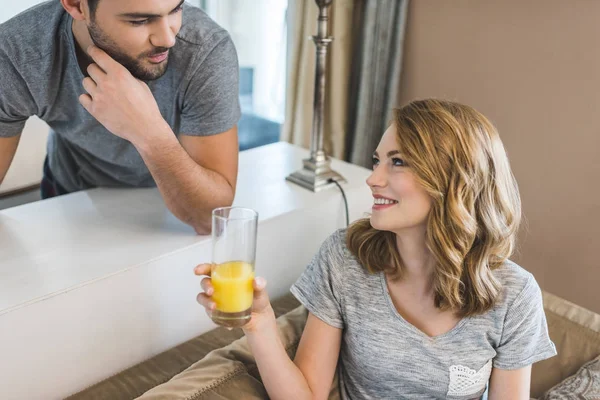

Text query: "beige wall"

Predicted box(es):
[399, 0, 600, 313]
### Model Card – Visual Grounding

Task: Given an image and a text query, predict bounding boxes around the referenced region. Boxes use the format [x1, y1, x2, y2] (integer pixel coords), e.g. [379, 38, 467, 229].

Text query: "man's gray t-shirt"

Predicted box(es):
[290, 229, 557, 400]
[0, 1, 240, 192]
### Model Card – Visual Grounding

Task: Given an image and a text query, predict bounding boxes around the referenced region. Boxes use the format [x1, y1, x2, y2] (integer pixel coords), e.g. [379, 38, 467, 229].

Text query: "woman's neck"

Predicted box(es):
[393, 227, 436, 296]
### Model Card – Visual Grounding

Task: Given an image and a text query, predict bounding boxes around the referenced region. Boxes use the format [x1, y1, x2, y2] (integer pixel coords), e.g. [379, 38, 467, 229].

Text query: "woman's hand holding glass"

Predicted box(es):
[194, 263, 274, 332]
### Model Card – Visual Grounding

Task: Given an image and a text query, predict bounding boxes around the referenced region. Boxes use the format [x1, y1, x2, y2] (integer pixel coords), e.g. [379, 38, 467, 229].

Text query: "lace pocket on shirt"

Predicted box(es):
[447, 360, 492, 397]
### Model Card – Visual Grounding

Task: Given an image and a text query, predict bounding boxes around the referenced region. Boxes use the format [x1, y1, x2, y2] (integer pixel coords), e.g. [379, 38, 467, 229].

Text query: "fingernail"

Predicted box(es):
[255, 277, 265, 287]
[207, 288, 213, 296]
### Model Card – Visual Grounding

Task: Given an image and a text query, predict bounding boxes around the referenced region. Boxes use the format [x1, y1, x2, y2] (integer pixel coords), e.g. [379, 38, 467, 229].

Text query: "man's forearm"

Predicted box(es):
[0, 134, 22, 186]
[135, 125, 234, 234]
[76, 44, 235, 230]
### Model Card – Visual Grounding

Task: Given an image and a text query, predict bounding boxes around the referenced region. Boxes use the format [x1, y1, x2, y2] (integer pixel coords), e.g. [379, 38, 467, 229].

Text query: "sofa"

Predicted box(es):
[69, 291, 600, 399]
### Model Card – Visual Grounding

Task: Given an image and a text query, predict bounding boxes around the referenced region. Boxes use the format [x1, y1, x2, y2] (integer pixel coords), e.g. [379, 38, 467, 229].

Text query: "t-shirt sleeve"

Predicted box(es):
[290, 231, 346, 329]
[179, 33, 241, 136]
[493, 274, 557, 370]
[0, 51, 36, 137]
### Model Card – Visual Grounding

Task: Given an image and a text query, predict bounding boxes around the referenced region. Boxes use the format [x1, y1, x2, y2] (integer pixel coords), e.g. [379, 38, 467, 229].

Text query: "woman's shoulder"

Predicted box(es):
[492, 260, 541, 310]
[324, 228, 347, 246]
[493, 260, 534, 287]
[320, 228, 350, 257]
[317, 229, 367, 274]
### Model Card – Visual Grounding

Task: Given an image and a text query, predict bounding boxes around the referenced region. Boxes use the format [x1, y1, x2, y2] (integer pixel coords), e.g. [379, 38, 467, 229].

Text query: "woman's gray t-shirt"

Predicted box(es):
[290, 229, 556, 400]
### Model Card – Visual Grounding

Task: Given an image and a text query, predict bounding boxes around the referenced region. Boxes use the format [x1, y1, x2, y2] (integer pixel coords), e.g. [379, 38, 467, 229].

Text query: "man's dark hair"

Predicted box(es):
[88, 0, 100, 18]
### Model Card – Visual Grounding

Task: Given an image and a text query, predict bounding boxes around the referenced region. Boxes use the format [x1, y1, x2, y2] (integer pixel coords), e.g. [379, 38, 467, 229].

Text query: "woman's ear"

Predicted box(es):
[60, 0, 88, 22]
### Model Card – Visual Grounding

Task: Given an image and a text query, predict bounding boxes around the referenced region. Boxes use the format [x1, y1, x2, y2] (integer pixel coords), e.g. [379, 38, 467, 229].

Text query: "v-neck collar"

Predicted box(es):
[379, 272, 470, 342]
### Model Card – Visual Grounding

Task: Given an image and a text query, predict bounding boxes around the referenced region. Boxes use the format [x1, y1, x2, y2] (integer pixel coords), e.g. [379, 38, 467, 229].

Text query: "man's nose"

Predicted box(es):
[150, 18, 177, 49]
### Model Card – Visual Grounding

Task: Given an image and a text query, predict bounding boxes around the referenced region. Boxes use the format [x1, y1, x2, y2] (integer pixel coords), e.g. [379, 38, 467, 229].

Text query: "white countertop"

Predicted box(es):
[0, 142, 373, 399]
[0, 142, 370, 316]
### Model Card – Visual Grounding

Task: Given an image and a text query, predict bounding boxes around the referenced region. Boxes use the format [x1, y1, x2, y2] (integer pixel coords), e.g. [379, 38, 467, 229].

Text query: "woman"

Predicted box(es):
[195, 99, 556, 399]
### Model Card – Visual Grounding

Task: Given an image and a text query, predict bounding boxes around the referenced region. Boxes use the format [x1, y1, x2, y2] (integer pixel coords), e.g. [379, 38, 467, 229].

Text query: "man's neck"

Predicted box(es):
[71, 19, 94, 74]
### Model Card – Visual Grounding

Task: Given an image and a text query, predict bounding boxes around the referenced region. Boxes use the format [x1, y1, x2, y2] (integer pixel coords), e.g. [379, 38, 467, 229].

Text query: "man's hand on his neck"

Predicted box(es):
[78, 45, 168, 147]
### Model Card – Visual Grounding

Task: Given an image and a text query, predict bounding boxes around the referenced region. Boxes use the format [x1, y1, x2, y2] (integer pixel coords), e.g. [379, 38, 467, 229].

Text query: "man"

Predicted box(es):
[0, 0, 241, 234]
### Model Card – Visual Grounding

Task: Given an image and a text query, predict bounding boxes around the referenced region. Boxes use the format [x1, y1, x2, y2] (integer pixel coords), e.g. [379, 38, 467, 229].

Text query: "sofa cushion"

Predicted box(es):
[135, 305, 310, 399]
[69, 290, 600, 399]
[531, 292, 600, 398]
[539, 354, 600, 399]
[67, 294, 301, 400]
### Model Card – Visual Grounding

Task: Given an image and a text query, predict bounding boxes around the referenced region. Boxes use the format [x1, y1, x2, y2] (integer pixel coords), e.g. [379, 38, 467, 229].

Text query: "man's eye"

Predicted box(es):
[173, 5, 184, 13]
[392, 157, 406, 166]
[129, 20, 149, 26]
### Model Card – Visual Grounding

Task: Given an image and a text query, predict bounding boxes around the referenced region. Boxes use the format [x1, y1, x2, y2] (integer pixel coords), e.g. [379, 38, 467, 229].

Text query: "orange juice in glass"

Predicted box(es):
[211, 207, 258, 328]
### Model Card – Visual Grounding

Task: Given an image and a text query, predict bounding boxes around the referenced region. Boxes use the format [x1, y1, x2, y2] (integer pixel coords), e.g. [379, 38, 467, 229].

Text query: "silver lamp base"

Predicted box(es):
[286, 157, 347, 192]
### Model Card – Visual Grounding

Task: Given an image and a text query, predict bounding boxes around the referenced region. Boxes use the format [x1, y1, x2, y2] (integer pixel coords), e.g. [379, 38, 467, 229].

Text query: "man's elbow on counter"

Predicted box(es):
[191, 196, 235, 235]
[193, 218, 212, 236]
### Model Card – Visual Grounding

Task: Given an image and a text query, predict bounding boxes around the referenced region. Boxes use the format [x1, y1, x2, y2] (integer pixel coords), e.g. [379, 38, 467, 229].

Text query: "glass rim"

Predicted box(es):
[212, 206, 259, 221]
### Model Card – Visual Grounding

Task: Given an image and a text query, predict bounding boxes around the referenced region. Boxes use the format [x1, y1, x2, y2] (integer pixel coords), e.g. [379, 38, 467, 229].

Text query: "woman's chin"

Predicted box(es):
[369, 217, 388, 231]
[369, 217, 410, 233]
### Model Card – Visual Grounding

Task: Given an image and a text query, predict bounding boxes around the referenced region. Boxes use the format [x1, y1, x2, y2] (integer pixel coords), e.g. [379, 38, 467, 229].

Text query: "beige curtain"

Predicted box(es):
[282, 0, 409, 166]
[346, 0, 409, 167]
[281, 0, 355, 160]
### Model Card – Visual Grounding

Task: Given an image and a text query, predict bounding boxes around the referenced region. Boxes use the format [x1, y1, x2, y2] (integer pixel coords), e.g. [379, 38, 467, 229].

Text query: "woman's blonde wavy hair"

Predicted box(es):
[347, 99, 521, 317]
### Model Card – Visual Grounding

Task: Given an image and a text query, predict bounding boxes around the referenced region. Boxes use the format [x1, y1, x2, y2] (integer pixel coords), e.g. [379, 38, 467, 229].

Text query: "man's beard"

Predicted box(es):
[88, 22, 170, 81]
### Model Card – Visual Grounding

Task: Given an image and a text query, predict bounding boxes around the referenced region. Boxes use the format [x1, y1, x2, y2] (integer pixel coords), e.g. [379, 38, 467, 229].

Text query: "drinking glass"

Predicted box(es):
[210, 207, 258, 328]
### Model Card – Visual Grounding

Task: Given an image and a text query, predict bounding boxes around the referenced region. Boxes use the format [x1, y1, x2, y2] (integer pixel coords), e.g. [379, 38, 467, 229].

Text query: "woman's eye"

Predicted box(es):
[392, 157, 406, 167]
[371, 157, 380, 169]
